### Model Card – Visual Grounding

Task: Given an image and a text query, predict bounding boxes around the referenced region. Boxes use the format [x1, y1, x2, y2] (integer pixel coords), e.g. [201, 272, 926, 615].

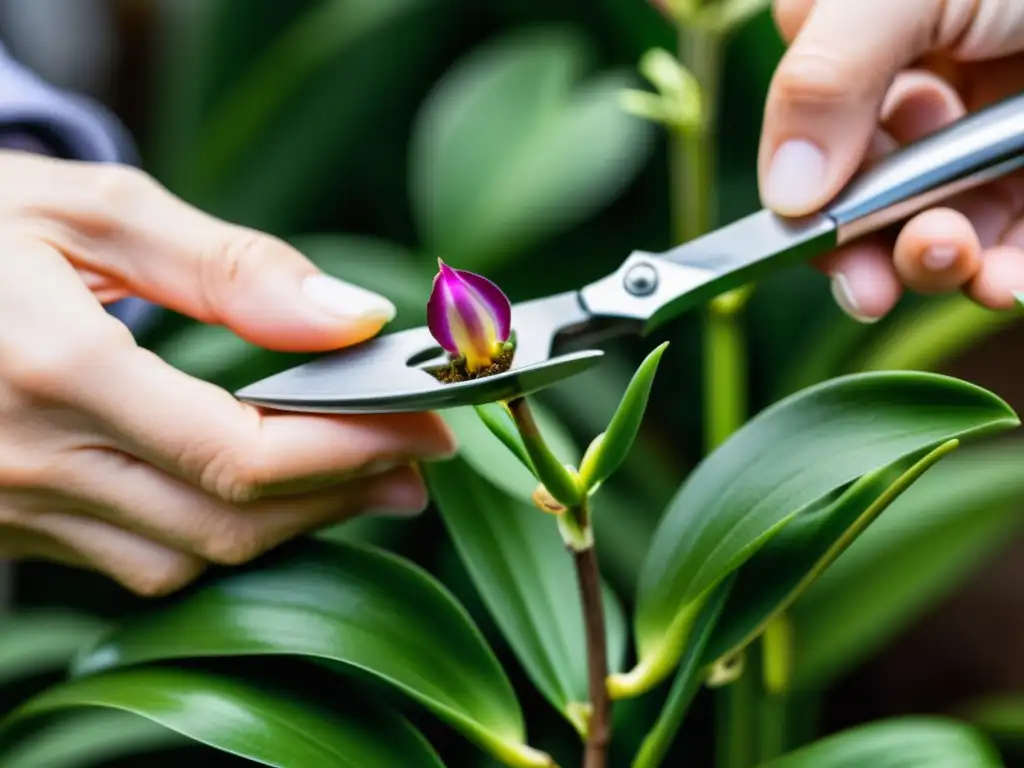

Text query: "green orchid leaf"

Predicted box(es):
[424, 455, 626, 733]
[0, 612, 107, 689]
[632, 579, 733, 768]
[0, 668, 445, 768]
[621, 372, 1018, 698]
[442, 403, 579, 505]
[703, 438, 958, 668]
[1016, 291, 1024, 306]
[70, 540, 551, 768]
[474, 403, 534, 474]
[0, 711, 184, 768]
[792, 440, 1024, 687]
[188, 0, 425, 197]
[579, 342, 668, 492]
[762, 717, 1002, 767]
[410, 27, 654, 270]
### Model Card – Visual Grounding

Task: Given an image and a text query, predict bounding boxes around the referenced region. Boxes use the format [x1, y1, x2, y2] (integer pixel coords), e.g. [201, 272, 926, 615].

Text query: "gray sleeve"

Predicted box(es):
[0, 40, 156, 334]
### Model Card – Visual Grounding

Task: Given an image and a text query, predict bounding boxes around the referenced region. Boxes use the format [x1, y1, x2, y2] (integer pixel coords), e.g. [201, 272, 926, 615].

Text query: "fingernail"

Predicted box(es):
[302, 274, 396, 323]
[831, 272, 880, 324]
[368, 477, 429, 518]
[765, 140, 828, 215]
[922, 244, 958, 271]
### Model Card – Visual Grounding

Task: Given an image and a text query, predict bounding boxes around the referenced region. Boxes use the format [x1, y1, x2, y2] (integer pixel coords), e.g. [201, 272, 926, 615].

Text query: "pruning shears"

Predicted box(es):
[236, 91, 1024, 414]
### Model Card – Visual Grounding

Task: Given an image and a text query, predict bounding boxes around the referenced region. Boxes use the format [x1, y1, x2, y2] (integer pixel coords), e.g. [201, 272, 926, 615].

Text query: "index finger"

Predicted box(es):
[74, 346, 456, 503]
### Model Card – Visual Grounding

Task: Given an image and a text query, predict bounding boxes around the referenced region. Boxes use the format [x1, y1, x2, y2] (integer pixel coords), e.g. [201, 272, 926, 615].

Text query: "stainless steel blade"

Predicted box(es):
[234, 292, 606, 413]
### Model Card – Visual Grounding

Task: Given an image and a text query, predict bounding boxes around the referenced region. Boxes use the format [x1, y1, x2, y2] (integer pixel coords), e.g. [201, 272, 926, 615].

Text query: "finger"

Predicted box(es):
[816, 239, 903, 322]
[15, 510, 206, 596]
[56, 448, 427, 565]
[966, 245, 1024, 309]
[759, 0, 975, 216]
[3, 153, 396, 352]
[67, 345, 455, 502]
[892, 208, 982, 294]
[881, 70, 965, 144]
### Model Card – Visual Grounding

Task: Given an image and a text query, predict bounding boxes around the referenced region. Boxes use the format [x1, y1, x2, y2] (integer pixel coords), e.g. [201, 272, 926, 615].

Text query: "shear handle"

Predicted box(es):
[826, 89, 1024, 243]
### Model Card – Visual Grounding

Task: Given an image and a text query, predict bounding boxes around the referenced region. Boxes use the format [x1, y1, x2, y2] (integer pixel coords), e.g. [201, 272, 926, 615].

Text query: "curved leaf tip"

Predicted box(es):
[624, 371, 1019, 697]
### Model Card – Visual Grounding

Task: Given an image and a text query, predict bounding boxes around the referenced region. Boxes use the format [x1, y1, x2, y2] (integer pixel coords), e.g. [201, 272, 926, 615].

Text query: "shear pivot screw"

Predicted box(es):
[624, 263, 658, 297]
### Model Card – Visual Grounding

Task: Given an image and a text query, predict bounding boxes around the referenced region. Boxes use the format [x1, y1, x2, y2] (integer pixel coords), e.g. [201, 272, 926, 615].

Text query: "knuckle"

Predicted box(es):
[772, 49, 861, 109]
[196, 445, 265, 506]
[4, 320, 134, 399]
[88, 164, 158, 209]
[201, 515, 266, 566]
[198, 228, 292, 312]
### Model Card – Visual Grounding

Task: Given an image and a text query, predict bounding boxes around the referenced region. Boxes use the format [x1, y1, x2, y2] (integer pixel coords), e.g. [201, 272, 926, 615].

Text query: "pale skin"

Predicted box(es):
[3, 0, 1023, 596]
[0, 152, 455, 596]
[760, 0, 1024, 321]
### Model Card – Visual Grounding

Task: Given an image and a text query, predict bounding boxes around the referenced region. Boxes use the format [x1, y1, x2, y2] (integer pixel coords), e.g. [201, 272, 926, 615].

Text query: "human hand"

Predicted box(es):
[760, 0, 1024, 321]
[0, 152, 455, 596]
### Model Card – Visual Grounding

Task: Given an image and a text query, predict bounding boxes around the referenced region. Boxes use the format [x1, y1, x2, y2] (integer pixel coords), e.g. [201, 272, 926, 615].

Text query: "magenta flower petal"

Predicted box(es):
[427, 260, 512, 372]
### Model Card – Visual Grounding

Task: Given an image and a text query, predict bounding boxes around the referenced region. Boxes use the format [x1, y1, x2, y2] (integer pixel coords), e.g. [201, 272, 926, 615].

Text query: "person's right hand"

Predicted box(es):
[0, 151, 456, 596]
[760, 0, 1024, 322]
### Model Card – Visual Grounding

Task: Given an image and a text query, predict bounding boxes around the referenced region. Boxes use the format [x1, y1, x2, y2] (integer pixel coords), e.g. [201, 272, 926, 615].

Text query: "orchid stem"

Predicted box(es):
[505, 397, 610, 766]
[574, 530, 611, 768]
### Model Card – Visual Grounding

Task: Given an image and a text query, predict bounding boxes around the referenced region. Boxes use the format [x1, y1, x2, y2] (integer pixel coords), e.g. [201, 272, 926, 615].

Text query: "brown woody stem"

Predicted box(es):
[572, 522, 611, 768]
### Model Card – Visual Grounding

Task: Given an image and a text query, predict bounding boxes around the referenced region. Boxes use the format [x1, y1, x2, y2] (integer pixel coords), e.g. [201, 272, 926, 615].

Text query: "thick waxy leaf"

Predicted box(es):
[792, 441, 1024, 687]
[703, 439, 957, 667]
[70, 540, 550, 767]
[0, 711, 183, 768]
[425, 455, 626, 731]
[763, 717, 1002, 767]
[632, 580, 733, 768]
[0, 612, 107, 688]
[624, 372, 1017, 697]
[0, 668, 444, 768]
[442, 403, 579, 504]
[579, 342, 668, 491]
[410, 27, 654, 269]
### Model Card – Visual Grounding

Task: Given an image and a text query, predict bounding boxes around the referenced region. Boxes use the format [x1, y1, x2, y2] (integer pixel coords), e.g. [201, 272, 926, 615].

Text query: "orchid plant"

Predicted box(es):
[1, 2, 1024, 768]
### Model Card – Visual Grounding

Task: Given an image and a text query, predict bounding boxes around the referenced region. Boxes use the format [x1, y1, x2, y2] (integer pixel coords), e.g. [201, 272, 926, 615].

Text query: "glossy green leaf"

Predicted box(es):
[0, 711, 183, 768]
[425, 455, 626, 731]
[192, 0, 424, 194]
[1016, 291, 1024, 306]
[0, 668, 445, 768]
[632, 580, 733, 768]
[474, 403, 534, 473]
[442, 403, 579, 504]
[762, 717, 1002, 768]
[579, 342, 668, 491]
[703, 439, 958, 667]
[622, 372, 1018, 697]
[410, 27, 654, 269]
[792, 441, 1024, 687]
[0, 612, 107, 688]
[70, 540, 551, 767]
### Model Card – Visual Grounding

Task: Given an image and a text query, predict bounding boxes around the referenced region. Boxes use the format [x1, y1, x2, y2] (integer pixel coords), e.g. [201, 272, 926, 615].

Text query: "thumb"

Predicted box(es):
[36, 161, 397, 352]
[758, 0, 975, 217]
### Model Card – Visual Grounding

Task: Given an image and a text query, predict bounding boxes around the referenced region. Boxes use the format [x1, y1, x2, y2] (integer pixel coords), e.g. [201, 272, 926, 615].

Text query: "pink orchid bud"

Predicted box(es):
[427, 259, 512, 373]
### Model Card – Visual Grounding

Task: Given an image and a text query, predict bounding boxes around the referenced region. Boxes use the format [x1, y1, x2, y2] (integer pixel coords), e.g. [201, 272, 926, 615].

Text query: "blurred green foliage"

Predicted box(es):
[4, 0, 1024, 766]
